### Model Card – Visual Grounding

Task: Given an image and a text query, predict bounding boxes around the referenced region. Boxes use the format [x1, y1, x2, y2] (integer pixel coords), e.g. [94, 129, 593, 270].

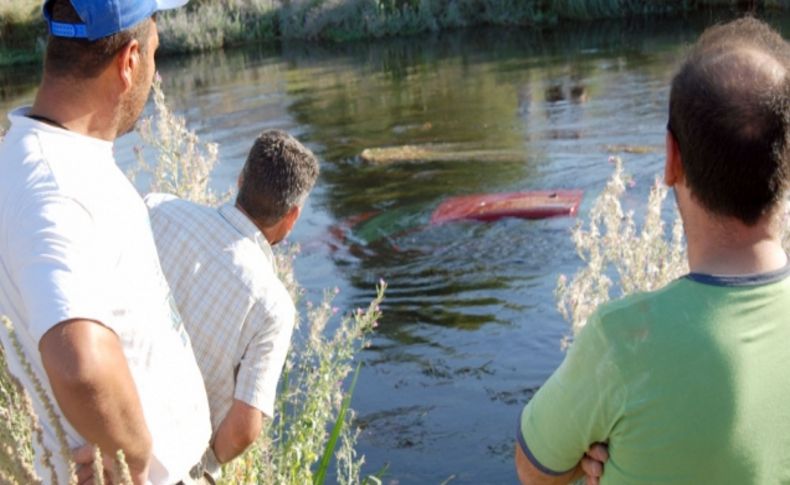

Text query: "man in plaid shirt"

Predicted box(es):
[145, 130, 319, 473]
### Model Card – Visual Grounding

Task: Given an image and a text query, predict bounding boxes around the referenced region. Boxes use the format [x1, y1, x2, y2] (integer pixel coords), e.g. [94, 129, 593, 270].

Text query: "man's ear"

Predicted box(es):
[283, 205, 302, 233]
[116, 39, 141, 92]
[665, 130, 684, 187]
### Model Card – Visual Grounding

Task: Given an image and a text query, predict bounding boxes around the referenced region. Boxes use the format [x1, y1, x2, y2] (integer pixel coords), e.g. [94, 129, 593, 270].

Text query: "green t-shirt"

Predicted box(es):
[519, 267, 790, 484]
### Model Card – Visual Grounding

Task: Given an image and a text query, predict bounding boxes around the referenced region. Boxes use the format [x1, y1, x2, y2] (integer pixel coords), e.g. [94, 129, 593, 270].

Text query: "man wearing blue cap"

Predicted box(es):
[0, 1, 212, 484]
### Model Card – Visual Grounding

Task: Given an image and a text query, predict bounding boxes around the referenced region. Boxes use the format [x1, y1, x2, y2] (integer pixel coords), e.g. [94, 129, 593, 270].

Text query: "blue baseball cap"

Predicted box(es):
[43, 0, 189, 41]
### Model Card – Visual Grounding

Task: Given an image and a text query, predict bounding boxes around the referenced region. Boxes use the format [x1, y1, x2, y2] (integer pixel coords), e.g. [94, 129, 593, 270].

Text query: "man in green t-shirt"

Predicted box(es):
[516, 18, 790, 485]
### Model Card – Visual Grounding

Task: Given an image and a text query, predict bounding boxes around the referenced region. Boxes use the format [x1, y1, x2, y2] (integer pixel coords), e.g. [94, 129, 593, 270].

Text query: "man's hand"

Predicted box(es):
[580, 443, 609, 485]
[73, 444, 150, 485]
[515, 441, 609, 485]
[74, 444, 107, 485]
[40, 319, 152, 485]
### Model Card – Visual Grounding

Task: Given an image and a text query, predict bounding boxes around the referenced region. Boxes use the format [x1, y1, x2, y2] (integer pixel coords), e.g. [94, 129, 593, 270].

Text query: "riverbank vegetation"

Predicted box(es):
[1, 0, 784, 66]
[0, 0, 42, 65]
[0, 79, 385, 484]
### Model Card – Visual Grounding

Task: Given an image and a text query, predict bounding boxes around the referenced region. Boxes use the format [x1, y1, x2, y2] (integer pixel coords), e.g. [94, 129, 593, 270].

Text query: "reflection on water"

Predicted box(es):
[1, 11, 783, 484]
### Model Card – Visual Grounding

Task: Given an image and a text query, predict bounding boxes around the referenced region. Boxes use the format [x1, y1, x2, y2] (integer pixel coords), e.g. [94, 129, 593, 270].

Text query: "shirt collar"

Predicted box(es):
[684, 263, 790, 287]
[8, 106, 114, 151]
[217, 202, 277, 271]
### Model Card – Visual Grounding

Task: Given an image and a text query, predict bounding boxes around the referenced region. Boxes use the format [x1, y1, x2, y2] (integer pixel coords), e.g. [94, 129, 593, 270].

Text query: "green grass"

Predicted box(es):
[314, 362, 361, 485]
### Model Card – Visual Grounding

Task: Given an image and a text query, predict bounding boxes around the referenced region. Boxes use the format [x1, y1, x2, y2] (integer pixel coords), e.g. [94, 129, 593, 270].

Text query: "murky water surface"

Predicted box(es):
[1, 11, 781, 484]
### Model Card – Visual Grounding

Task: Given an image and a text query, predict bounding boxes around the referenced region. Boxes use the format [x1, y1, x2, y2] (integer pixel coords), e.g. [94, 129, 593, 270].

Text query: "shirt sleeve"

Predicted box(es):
[143, 192, 178, 211]
[8, 193, 113, 342]
[234, 292, 296, 418]
[518, 312, 625, 474]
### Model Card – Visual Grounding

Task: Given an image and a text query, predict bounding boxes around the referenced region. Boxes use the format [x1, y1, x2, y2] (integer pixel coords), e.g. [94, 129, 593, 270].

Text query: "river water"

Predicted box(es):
[0, 10, 780, 484]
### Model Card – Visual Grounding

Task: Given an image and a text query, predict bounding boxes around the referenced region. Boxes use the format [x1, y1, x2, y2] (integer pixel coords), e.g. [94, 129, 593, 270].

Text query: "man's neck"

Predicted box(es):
[684, 209, 787, 276]
[234, 202, 280, 246]
[30, 77, 120, 141]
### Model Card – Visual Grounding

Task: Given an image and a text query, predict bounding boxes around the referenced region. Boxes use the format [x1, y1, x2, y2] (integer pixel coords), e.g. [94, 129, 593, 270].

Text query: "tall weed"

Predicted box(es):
[555, 158, 687, 337]
[132, 74, 229, 205]
[556, 156, 790, 339]
[0, 316, 75, 485]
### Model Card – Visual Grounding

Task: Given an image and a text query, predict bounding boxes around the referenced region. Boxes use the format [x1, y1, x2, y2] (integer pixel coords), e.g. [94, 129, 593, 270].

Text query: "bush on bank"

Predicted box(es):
[1, 0, 784, 65]
[158, 0, 787, 51]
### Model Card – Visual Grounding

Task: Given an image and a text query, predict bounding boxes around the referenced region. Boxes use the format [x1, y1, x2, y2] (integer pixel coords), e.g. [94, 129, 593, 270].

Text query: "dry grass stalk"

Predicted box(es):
[0, 345, 42, 485]
[556, 157, 687, 339]
[132, 75, 230, 206]
[1, 316, 74, 484]
[92, 446, 105, 485]
[114, 450, 134, 485]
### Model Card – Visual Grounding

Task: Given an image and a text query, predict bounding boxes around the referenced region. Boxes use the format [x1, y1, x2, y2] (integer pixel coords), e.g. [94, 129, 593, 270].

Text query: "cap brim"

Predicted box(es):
[156, 0, 189, 12]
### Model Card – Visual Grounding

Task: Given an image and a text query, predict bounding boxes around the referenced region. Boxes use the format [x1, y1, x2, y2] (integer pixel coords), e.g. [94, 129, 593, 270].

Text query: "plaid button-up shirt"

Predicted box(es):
[146, 194, 295, 429]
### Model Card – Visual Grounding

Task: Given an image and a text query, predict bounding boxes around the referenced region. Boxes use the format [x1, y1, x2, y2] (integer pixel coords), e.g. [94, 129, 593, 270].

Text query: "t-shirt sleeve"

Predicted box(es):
[234, 294, 296, 418]
[143, 192, 178, 211]
[518, 312, 625, 474]
[8, 193, 113, 342]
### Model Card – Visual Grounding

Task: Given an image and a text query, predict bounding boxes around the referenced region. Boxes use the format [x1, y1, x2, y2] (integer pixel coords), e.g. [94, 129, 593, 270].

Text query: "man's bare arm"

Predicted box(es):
[39, 319, 151, 485]
[515, 441, 609, 485]
[515, 443, 583, 485]
[212, 399, 264, 464]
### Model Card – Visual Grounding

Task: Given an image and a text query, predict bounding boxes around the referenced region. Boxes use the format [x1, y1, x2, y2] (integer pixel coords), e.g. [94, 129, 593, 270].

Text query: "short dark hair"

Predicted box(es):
[44, 0, 152, 79]
[237, 130, 320, 227]
[668, 17, 790, 225]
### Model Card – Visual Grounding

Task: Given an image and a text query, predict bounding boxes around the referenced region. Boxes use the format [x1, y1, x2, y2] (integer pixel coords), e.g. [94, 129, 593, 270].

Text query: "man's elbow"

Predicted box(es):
[216, 415, 263, 463]
[214, 400, 266, 463]
[515, 445, 533, 485]
[231, 419, 262, 452]
[514, 440, 575, 485]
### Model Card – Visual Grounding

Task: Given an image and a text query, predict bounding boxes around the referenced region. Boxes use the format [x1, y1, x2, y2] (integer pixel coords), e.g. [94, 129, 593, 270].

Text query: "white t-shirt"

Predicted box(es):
[0, 108, 211, 484]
